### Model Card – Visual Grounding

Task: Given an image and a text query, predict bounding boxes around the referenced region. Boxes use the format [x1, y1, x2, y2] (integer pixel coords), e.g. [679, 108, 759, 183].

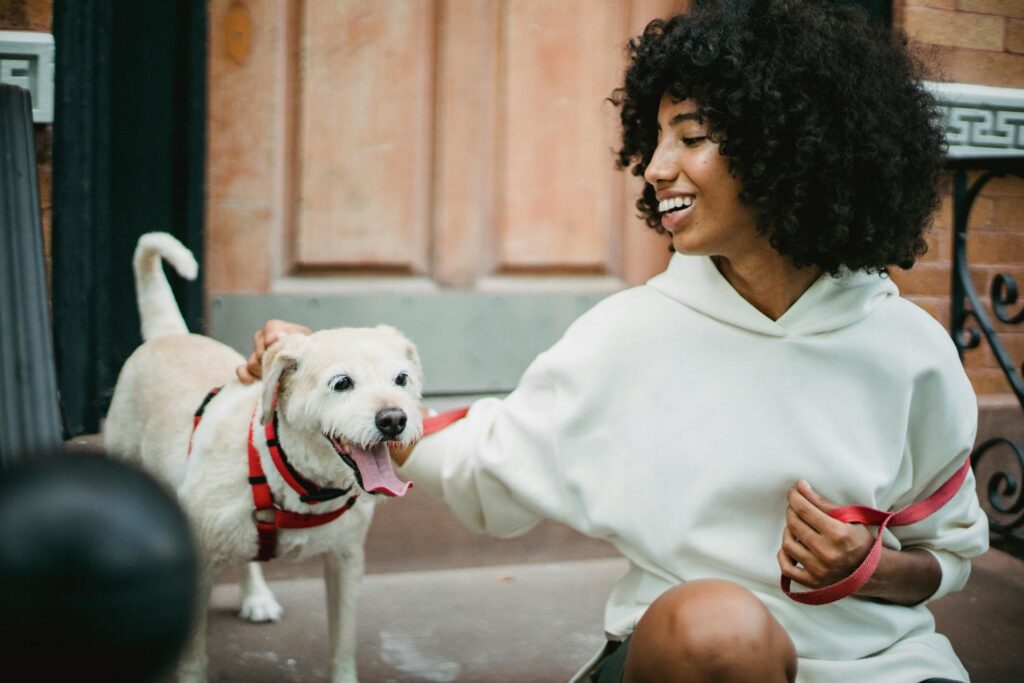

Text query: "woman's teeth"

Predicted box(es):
[659, 196, 694, 214]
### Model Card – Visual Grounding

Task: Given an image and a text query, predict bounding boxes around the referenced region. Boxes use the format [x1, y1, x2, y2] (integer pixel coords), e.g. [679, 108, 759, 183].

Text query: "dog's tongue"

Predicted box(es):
[349, 443, 412, 497]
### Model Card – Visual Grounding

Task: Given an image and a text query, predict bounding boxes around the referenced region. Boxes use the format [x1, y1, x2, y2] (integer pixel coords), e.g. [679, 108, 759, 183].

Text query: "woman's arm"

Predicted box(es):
[777, 480, 940, 606]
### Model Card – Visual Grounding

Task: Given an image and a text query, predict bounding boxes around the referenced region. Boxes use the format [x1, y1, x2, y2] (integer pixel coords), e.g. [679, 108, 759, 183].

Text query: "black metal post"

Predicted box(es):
[0, 85, 64, 467]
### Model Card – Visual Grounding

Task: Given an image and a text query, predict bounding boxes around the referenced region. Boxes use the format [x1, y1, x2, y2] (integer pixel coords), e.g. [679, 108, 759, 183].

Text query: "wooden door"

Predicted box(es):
[207, 0, 686, 395]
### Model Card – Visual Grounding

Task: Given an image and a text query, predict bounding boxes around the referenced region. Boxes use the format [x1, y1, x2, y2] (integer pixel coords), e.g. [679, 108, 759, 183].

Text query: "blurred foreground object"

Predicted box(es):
[0, 451, 198, 680]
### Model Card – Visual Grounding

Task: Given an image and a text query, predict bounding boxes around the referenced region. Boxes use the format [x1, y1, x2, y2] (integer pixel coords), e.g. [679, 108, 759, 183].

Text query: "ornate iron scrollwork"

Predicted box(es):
[950, 163, 1024, 545]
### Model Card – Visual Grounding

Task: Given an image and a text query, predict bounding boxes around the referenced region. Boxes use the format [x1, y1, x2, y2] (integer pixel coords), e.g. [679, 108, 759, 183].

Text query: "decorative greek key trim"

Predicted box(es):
[925, 81, 1024, 160]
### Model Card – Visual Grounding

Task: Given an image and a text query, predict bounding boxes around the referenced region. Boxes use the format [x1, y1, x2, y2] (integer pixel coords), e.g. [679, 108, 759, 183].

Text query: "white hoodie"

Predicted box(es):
[400, 253, 989, 682]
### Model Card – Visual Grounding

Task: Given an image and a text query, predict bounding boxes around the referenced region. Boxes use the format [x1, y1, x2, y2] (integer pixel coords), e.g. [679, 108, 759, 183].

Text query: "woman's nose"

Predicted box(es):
[644, 145, 676, 186]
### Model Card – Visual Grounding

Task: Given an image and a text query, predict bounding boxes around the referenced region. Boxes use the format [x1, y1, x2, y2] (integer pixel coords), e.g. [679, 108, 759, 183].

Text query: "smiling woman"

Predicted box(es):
[243, 2, 987, 682]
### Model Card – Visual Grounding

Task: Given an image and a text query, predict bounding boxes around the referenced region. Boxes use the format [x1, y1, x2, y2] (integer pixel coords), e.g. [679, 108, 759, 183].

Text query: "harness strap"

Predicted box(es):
[264, 413, 350, 503]
[781, 457, 972, 605]
[247, 407, 359, 562]
[187, 386, 223, 456]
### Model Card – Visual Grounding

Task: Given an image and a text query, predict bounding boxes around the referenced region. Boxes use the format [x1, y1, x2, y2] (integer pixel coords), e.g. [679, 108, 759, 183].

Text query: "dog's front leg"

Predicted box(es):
[324, 549, 364, 683]
[239, 561, 283, 622]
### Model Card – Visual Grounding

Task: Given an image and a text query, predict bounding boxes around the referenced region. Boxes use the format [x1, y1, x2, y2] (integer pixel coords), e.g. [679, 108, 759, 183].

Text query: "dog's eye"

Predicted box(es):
[395, 372, 408, 387]
[329, 375, 353, 392]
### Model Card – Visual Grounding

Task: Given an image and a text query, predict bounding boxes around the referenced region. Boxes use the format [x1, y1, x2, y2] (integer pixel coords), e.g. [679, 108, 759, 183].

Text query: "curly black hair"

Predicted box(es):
[612, 0, 945, 274]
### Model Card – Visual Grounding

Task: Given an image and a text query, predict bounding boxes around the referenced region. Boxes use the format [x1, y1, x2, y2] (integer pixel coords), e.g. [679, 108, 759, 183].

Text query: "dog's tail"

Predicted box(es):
[133, 232, 198, 341]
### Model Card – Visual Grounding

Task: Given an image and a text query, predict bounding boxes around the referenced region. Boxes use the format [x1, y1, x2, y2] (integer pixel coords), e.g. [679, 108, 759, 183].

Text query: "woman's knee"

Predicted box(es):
[623, 580, 796, 683]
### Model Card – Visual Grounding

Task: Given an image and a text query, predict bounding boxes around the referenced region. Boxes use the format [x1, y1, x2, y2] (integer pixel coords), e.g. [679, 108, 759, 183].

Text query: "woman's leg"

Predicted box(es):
[622, 579, 797, 683]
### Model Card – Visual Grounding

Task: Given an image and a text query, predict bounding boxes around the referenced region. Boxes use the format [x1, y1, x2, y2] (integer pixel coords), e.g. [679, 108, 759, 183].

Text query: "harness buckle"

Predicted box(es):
[252, 508, 276, 525]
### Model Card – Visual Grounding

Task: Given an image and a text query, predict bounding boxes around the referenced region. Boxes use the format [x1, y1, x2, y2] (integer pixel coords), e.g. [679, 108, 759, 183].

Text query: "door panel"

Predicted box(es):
[295, 0, 434, 272]
[498, 0, 624, 274]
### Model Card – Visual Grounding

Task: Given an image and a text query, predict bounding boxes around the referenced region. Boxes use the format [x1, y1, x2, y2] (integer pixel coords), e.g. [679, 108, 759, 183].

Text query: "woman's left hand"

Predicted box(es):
[777, 480, 875, 589]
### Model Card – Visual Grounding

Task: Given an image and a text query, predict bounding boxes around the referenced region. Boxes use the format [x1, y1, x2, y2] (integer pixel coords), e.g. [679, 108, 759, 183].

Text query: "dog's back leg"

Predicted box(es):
[239, 562, 283, 623]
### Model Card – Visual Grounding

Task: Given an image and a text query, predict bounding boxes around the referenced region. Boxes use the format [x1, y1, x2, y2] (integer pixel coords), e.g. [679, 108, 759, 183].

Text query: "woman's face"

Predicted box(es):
[644, 93, 761, 260]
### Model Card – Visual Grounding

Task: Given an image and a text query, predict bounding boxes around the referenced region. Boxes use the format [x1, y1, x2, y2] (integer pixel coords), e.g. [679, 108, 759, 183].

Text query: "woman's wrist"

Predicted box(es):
[857, 547, 941, 605]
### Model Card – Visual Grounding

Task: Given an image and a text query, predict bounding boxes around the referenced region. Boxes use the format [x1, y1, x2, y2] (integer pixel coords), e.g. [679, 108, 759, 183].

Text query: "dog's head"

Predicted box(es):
[259, 325, 424, 496]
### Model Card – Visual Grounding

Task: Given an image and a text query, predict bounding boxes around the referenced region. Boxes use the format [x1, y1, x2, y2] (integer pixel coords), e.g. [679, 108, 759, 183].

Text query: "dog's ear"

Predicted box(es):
[260, 334, 307, 425]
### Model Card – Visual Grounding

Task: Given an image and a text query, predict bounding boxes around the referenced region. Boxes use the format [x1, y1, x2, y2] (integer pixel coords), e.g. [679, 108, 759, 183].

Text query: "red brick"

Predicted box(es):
[905, 7, 1005, 51]
[979, 330, 1024, 368]
[993, 197, 1024, 230]
[890, 264, 953, 296]
[935, 192, 994, 231]
[968, 367, 1018, 395]
[921, 228, 951, 262]
[0, 0, 51, 31]
[966, 231, 1024, 264]
[924, 45, 1024, 87]
[1009, 18, 1024, 53]
[958, 0, 1024, 19]
[978, 174, 1024, 198]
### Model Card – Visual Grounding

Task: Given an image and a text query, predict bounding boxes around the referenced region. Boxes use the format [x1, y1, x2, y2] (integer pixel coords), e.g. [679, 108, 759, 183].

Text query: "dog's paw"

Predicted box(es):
[239, 590, 283, 623]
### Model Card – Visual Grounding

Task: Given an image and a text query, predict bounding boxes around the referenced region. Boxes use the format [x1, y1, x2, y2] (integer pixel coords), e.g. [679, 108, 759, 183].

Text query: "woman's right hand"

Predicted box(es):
[235, 319, 312, 384]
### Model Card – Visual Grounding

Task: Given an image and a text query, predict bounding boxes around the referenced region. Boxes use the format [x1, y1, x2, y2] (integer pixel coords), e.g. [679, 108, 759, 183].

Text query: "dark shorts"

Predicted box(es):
[588, 637, 964, 683]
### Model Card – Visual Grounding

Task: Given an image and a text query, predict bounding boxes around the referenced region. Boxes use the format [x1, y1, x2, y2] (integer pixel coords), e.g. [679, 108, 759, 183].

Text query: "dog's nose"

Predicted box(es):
[375, 408, 407, 437]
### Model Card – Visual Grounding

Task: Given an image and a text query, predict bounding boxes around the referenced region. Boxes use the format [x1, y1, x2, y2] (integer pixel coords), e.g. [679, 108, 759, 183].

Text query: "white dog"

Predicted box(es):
[104, 232, 423, 682]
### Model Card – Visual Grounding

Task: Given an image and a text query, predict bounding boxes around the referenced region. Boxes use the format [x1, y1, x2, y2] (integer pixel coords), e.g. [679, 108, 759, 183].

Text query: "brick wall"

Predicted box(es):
[893, 0, 1024, 396]
[0, 0, 53, 277]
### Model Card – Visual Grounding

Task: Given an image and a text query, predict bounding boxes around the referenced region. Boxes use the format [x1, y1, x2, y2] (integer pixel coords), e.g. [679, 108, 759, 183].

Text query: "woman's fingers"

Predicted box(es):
[777, 546, 815, 587]
[787, 484, 840, 535]
[236, 320, 313, 385]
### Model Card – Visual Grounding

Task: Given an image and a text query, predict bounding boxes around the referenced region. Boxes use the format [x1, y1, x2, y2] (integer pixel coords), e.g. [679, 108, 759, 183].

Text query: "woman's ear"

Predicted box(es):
[260, 334, 307, 425]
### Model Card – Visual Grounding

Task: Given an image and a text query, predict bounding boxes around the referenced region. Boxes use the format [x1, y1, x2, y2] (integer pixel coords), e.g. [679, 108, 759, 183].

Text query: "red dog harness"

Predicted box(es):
[188, 388, 359, 561]
[247, 408, 358, 561]
[420, 407, 972, 606]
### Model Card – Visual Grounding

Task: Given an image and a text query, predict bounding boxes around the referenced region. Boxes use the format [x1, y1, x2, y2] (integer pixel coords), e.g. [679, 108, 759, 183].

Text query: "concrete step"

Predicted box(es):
[204, 558, 624, 682]
[203, 550, 1024, 683]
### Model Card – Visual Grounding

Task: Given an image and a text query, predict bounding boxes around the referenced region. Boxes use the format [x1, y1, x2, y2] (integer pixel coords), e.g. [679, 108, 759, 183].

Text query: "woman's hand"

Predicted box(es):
[235, 319, 312, 384]
[777, 480, 874, 589]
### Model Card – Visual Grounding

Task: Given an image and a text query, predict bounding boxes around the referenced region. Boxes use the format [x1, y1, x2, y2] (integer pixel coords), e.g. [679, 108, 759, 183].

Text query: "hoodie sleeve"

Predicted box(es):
[397, 343, 579, 538]
[889, 333, 989, 602]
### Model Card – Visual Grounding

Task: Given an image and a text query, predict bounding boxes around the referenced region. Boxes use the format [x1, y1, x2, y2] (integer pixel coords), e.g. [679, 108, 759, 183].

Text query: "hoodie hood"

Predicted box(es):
[647, 254, 898, 337]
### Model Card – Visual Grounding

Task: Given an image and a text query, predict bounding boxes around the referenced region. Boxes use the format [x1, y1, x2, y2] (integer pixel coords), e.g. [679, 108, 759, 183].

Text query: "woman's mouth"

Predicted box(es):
[659, 195, 695, 233]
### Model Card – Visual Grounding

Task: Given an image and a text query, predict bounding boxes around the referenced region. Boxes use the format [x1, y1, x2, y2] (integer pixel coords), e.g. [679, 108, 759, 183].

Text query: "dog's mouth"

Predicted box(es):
[324, 434, 412, 497]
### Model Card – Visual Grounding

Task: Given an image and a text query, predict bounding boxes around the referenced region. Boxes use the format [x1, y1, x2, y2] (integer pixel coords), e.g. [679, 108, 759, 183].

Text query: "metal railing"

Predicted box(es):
[949, 160, 1024, 547]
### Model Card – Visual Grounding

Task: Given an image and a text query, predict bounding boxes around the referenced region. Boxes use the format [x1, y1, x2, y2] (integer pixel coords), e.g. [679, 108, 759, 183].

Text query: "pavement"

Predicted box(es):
[64, 434, 1024, 682]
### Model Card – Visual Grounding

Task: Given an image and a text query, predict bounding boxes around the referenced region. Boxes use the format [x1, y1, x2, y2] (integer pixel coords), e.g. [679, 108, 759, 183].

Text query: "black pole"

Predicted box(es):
[0, 85, 64, 467]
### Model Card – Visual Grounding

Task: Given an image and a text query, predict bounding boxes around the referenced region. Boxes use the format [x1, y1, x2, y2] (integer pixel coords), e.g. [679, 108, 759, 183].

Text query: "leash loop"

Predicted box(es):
[782, 458, 972, 605]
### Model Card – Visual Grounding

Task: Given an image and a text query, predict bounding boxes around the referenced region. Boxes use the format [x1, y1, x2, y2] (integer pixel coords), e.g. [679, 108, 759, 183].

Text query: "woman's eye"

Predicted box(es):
[329, 375, 353, 392]
[682, 136, 707, 147]
[395, 372, 408, 387]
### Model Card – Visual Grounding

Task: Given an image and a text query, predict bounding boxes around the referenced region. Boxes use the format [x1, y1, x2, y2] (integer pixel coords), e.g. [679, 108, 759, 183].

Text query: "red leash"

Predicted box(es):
[422, 407, 470, 436]
[781, 458, 972, 605]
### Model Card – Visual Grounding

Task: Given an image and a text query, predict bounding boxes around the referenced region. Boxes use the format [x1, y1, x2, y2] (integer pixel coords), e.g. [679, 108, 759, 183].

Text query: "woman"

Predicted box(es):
[240, 1, 987, 681]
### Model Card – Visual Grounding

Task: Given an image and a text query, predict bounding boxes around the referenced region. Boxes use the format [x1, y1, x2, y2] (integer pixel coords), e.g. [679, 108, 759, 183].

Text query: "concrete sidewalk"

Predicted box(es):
[203, 550, 1024, 683]
[205, 558, 621, 682]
